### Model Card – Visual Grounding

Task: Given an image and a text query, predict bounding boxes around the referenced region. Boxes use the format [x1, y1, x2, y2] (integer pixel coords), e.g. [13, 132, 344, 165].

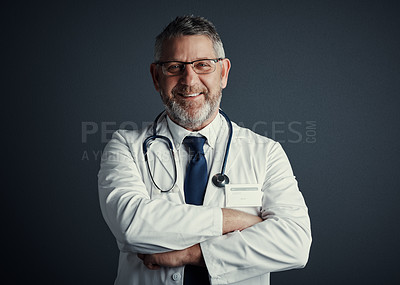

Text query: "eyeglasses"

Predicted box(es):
[155, 58, 223, 76]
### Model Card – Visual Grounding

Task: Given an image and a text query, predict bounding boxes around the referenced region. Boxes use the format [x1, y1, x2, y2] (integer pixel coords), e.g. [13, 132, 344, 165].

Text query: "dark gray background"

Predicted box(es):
[6, 0, 400, 284]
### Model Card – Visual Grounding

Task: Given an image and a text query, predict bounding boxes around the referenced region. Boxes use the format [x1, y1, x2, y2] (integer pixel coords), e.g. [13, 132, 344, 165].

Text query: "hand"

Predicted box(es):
[222, 208, 263, 234]
[137, 244, 204, 270]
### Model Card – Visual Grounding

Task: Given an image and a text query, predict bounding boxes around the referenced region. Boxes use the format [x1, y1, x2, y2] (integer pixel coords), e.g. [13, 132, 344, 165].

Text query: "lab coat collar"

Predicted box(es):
[166, 113, 222, 150]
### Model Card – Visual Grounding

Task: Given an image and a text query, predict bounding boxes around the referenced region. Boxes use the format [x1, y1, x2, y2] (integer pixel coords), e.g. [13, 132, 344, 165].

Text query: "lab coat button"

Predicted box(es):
[171, 272, 181, 281]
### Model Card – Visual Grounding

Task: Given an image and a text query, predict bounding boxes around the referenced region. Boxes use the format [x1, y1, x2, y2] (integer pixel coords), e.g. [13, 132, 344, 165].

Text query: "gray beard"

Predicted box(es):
[162, 91, 222, 130]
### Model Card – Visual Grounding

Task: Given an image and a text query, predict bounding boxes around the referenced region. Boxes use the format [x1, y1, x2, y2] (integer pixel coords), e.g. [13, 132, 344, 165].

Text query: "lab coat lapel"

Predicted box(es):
[203, 127, 242, 206]
[224, 133, 242, 176]
[203, 145, 226, 207]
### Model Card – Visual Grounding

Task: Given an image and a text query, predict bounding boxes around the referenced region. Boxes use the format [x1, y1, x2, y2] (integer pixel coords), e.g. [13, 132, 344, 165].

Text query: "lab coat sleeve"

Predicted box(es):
[200, 142, 312, 284]
[98, 130, 222, 254]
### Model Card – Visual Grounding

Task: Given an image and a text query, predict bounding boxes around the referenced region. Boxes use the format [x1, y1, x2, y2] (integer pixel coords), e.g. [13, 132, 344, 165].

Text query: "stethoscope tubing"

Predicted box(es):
[143, 109, 232, 192]
[217, 109, 232, 177]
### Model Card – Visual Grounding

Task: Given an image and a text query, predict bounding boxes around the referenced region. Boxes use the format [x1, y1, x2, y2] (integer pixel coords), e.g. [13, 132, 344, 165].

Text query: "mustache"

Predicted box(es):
[171, 85, 207, 96]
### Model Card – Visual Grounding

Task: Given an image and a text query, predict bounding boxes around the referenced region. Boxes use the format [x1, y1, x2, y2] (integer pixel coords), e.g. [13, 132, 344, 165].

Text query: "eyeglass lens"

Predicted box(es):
[163, 59, 217, 75]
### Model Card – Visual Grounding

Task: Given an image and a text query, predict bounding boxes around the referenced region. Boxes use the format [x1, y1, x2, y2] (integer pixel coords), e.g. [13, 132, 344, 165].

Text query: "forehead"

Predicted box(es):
[160, 35, 215, 61]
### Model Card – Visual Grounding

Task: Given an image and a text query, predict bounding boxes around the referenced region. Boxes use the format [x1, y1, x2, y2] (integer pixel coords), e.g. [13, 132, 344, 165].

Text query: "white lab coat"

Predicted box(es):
[98, 114, 311, 285]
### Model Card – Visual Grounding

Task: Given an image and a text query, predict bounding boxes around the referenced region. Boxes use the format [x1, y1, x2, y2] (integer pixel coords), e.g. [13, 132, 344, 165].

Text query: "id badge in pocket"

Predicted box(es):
[225, 184, 262, 207]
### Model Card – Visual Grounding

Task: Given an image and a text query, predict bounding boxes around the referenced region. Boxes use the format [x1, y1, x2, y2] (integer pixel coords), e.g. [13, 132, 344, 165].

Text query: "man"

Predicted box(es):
[98, 15, 311, 285]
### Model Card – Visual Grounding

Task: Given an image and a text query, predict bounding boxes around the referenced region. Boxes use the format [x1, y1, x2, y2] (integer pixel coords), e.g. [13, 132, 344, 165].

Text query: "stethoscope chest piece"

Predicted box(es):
[212, 173, 229, 188]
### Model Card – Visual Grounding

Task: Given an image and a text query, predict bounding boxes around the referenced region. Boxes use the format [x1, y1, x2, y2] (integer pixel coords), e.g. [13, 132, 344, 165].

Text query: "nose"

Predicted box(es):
[179, 64, 199, 86]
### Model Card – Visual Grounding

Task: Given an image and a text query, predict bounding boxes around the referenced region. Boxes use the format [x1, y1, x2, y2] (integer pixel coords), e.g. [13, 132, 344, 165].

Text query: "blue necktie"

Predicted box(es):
[183, 136, 208, 205]
[183, 136, 210, 285]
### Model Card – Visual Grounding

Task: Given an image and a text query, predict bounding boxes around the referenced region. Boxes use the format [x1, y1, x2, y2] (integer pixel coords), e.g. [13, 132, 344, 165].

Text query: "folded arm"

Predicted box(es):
[137, 209, 263, 269]
[98, 131, 223, 254]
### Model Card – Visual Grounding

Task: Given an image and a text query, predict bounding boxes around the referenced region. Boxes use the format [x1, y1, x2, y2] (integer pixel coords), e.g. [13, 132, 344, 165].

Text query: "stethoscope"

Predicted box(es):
[143, 109, 232, 192]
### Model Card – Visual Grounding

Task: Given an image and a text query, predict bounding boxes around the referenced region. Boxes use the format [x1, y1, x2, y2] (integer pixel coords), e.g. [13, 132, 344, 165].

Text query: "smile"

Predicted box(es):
[179, 92, 203, 98]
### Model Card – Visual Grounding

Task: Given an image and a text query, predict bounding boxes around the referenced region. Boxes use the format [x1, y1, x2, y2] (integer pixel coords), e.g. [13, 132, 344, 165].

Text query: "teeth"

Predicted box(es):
[182, 92, 201, 97]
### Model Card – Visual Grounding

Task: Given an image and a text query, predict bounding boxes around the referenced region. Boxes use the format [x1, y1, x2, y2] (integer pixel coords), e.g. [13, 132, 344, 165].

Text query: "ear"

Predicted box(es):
[220, 58, 231, 89]
[150, 63, 161, 91]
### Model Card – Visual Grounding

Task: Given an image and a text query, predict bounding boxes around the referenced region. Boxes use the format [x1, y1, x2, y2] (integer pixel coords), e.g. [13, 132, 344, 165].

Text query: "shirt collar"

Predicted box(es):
[166, 112, 222, 150]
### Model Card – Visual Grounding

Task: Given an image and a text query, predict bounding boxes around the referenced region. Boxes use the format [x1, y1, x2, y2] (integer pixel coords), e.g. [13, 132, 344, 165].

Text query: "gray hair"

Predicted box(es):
[154, 15, 225, 62]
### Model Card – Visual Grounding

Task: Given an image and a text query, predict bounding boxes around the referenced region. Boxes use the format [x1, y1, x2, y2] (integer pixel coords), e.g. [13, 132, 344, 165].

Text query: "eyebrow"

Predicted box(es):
[158, 57, 215, 63]
[168, 59, 209, 63]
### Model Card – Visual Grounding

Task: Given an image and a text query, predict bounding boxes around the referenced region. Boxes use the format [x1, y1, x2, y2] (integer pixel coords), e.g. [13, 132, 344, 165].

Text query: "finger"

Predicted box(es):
[145, 262, 160, 270]
[137, 253, 145, 260]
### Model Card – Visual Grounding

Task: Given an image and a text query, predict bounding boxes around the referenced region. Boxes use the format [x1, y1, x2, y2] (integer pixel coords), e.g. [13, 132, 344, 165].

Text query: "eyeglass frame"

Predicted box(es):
[154, 58, 224, 76]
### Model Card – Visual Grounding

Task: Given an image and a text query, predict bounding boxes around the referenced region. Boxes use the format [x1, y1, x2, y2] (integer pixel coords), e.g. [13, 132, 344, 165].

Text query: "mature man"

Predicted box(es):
[98, 16, 311, 285]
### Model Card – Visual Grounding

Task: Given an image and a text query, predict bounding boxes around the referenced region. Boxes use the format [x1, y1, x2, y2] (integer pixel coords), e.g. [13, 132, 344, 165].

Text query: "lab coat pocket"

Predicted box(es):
[224, 184, 262, 216]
